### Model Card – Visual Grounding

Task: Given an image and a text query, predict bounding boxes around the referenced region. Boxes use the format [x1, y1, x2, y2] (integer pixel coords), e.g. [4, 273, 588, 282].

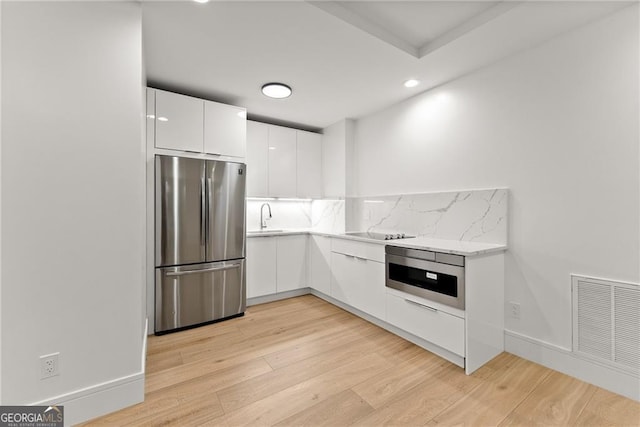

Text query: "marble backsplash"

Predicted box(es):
[346, 189, 508, 244]
[246, 189, 507, 244]
[311, 199, 346, 234]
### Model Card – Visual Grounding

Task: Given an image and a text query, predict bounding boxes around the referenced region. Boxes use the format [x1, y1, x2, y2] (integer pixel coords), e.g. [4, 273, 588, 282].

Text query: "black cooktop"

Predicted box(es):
[344, 231, 414, 241]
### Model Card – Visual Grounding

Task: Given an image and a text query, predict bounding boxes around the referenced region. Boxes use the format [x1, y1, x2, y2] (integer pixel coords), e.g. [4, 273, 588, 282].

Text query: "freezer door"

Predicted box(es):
[155, 155, 206, 267]
[155, 260, 246, 334]
[205, 160, 246, 262]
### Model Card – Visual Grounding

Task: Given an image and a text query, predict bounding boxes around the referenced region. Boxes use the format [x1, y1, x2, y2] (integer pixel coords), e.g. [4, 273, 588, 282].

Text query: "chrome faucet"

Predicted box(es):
[260, 203, 272, 230]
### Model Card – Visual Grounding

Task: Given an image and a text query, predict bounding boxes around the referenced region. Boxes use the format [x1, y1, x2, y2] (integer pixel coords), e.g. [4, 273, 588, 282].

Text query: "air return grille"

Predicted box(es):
[572, 275, 639, 373]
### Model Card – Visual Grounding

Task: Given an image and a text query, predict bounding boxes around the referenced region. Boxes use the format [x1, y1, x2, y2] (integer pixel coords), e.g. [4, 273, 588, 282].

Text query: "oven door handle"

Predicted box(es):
[405, 298, 438, 312]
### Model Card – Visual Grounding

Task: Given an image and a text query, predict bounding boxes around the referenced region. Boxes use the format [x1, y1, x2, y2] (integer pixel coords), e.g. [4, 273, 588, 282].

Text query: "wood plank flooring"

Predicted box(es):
[83, 295, 640, 426]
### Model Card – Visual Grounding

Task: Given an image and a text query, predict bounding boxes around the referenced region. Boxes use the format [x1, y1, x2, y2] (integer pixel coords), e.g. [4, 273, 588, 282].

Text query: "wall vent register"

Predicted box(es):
[572, 275, 639, 373]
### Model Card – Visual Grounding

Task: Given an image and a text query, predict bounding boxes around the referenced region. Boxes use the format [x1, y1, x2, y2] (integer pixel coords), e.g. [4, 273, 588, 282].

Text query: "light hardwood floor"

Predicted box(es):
[84, 295, 640, 426]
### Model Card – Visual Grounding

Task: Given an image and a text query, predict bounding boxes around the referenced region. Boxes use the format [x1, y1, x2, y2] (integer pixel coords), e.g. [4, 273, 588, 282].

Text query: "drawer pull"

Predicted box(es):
[334, 251, 356, 258]
[405, 298, 438, 312]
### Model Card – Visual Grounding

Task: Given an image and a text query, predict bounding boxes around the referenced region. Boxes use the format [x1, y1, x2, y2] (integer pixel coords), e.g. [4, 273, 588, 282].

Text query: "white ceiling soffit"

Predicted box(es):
[142, 1, 633, 130]
[308, 1, 521, 59]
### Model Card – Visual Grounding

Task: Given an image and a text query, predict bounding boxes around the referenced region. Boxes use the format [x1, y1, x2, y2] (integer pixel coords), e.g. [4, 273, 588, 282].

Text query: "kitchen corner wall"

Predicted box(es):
[351, 0, 639, 374]
[1, 2, 145, 422]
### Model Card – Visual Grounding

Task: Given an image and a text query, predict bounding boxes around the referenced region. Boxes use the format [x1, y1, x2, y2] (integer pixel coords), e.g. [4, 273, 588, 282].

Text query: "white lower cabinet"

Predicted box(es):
[276, 235, 307, 292]
[247, 235, 307, 299]
[330, 252, 355, 304]
[330, 240, 386, 320]
[308, 235, 331, 295]
[386, 292, 465, 356]
[249, 233, 503, 374]
[246, 237, 277, 298]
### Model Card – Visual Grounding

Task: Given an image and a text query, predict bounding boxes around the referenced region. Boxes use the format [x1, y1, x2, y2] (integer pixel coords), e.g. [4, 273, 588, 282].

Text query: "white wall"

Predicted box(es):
[0, 0, 3, 403]
[354, 5, 638, 351]
[1, 1, 145, 421]
[322, 120, 347, 198]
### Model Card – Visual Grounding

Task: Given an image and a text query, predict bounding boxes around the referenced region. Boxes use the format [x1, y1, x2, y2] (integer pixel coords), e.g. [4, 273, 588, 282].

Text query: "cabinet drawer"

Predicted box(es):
[331, 238, 384, 262]
[386, 293, 464, 356]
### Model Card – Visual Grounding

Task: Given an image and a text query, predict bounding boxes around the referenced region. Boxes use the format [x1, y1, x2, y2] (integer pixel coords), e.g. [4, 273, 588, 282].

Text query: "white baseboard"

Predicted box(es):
[247, 288, 312, 306]
[505, 329, 639, 401]
[29, 372, 144, 426]
[30, 325, 148, 426]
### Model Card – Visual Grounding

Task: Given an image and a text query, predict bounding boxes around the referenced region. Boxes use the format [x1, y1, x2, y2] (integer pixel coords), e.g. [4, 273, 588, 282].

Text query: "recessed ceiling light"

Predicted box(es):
[262, 83, 292, 99]
[157, 116, 169, 122]
[193, 0, 209, 3]
[404, 79, 420, 88]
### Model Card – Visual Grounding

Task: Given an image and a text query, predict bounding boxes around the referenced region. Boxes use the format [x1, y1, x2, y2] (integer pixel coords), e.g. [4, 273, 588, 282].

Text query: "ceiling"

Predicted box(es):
[142, 1, 631, 131]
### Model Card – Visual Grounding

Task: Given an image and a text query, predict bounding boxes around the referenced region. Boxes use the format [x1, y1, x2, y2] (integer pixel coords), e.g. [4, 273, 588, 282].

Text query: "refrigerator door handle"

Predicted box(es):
[200, 175, 206, 255]
[165, 263, 241, 277]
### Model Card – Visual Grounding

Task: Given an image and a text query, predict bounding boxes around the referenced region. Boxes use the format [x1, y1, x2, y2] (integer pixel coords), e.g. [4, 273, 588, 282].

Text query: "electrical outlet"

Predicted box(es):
[40, 353, 59, 379]
[509, 302, 521, 319]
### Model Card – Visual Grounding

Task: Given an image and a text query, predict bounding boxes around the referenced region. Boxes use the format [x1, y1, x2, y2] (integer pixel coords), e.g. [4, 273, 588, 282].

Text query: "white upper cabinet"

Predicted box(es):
[204, 100, 246, 158]
[150, 88, 246, 158]
[296, 130, 322, 198]
[246, 120, 323, 198]
[246, 121, 269, 197]
[154, 89, 203, 153]
[268, 125, 297, 197]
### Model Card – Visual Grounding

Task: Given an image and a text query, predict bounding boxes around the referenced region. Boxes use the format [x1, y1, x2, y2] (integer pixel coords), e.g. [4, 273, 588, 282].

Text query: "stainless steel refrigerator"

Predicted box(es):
[155, 155, 246, 334]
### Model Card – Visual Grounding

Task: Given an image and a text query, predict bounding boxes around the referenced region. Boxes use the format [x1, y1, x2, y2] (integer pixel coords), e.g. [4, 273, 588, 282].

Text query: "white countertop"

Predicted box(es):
[247, 229, 506, 257]
[384, 236, 506, 256]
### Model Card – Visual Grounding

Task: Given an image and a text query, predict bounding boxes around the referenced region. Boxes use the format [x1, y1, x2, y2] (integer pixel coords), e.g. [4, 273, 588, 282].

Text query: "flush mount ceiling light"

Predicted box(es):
[404, 79, 420, 88]
[193, 0, 210, 3]
[261, 83, 292, 99]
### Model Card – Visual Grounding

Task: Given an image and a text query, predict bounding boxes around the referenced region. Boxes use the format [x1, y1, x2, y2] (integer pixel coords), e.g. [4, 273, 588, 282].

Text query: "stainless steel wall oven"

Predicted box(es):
[385, 246, 465, 310]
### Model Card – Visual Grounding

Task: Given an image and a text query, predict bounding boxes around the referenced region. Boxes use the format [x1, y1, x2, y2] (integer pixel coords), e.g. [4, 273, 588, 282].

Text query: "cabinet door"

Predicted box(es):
[359, 260, 386, 320]
[330, 252, 357, 305]
[308, 235, 331, 295]
[276, 235, 307, 292]
[155, 90, 203, 153]
[386, 293, 465, 356]
[246, 121, 269, 197]
[296, 131, 322, 198]
[268, 125, 297, 197]
[204, 100, 246, 158]
[246, 238, 276, 298]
